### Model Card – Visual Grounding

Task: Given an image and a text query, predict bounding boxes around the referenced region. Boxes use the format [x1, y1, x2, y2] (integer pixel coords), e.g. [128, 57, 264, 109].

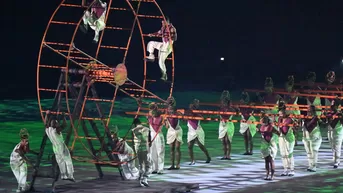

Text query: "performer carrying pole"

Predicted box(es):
[302, 105, 322, 172]
[187, 99, 211, 165]
[258, 116, 279, 180]
[145, 17, 177, 81]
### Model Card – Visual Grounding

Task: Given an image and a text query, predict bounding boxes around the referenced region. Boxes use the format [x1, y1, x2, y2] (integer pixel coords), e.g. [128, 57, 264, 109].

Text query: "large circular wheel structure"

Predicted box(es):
[36, 0, 175, 165]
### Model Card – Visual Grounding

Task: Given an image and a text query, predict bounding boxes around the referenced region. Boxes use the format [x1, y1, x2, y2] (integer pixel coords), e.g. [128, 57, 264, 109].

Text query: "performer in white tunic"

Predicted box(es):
[277, 104, 296, 176]
[110, 126, 139, 180]
[132, 118, 151, 187]
[302, 105, 322, 172]
[80, 0, 107, 43]
[258, 116, 279, 180]
[325, 102, 343, 168]
[10, 129, 35, 193]
[147, 103, 165, 174]
[165, 105, 183, 170]
[187, 100, 211, 165]
[45, 111, 75, 181]
[145, 17, 177, 81]
[259, 77, 282, 115]
[218, 90, 235, 159]
[304, 72, 322, 116]
[324, 71, 337, 108]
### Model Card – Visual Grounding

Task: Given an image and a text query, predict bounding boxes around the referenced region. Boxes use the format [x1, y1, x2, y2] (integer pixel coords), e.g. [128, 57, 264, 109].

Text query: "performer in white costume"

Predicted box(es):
[302, 105, 322, 172]
[81, 0, 107, 43]
[110, 126, 139, 180]
[258, 77, 282, 115]
[277, 103, 296, 176]
[147, 103, 165, 174]
[324, 71, 337, 108]
[218, 90, 235, 159]
[325, 101, 343, 168]
[304, 72, 322, 116]
[239, 91, 257, 155]
[165, 101, 183, 170]
[45, 111, 75, 181]
[145, 17, 177, 81]
[187, 99, 211, 165]
[10, 129, 36, 193]
[258, 116, 279, 180]
[132, 118, 151, 187]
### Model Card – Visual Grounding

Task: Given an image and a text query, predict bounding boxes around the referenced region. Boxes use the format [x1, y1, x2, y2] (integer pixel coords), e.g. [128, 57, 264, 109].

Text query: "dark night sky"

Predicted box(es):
[5, 0, 343, 100]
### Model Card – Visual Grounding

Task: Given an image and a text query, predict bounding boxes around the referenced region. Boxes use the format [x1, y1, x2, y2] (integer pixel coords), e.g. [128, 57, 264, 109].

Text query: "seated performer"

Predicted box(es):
[80, 0, 107, 43]
[258, 116, 279, 180]
[110, 125, 139, 180]
[132, 118, 151, 187]
[218, 90, 235, 159]
[45, 111, 75, 181]
[10, 129, 36, 193]
[187, 99, 211, 165]
[302, 105, 322, 172]
[147, 103, 165, 174]
[165, 97, 183, 170]
[239, 91, 257, 155]
[277, 102, 295, 176]
[325, 100, 343, 168]
[145, 17, 177, 81]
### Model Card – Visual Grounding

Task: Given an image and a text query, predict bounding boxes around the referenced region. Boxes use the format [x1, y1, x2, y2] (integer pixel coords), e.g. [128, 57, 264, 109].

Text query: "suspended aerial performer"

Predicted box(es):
[277, 102, 296, 176]
[325, 100, 343, 168]
[258, 77, 282, 115]
[258, 116, 279, 180]
[187, 99, 211, 165]
[132, 118, 151, 187]
[147, 103, 165, 174]
[45, 111, 75, 181]
[239, 91, 257, 155]
[165, 97, 183, 170]
[283, 75, 301, 146]
[10, 129, 36, 193]
[110, 125, 139, 180]
[302, 105, 322, 172]
[145, 17, 177, 81]
[80, 0, 107, 43]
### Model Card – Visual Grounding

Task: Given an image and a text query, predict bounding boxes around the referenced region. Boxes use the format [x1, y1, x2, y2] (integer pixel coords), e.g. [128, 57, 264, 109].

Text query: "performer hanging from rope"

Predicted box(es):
[145, 17, 177, 81]
[80, 0, 107, 43]
[45, 111, 75, 182]
[10, 129, 36, 193]
[110, 125, 139, 180]
[302, 105, 322, 172]
[258, 77, 282, 115]
[147, 103, 165, 174]
[277, 102, 296, 176]
[218, 90, 235, 159]
[132, 118, 151, 187]
[165, 97, 183, 170]
[239, 91, 257, 155]
[325, 100, 343, 168]
[258, 116, 279, 180]
[187, 99, 211, 165]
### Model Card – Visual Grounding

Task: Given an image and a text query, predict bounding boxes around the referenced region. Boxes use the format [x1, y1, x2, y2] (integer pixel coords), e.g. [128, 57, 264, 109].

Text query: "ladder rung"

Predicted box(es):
[50, 21, 77, 25]
[86, 98, 113, 102]
[130, 94, 157, 99]
[38, 88, 67, 92]
[42, 110, 69, 115]
[76, 136, 98, 140]
[130, 0, 154, 2]
[100, 45, 127, 50]
[45, 42, 70, 47]
[124, 82, 134, 85]
[146, 79, 156, 82]
[61, 3, 82, 8]
[138, 15, 163, 19]
[56, 49, 80, 54]
[39, 65, 66, 69]
[124, 88, 144, 92]
[93, 78, 114, 83]
[69, 56, 92, 60]
[106, 26, 131, 30]
[110, 7, 128, 11]
[141, 101, 165, 106]
[81, 117, 108, 121]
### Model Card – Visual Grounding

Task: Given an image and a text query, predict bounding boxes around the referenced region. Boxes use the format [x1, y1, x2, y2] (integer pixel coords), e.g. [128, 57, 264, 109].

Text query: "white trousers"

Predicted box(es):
[46, 127, 74, 179]
[150, 131, 165, 172]
[303, 128, 322, 169]
[137, 150, 151, 179]
[10, 162, 27, 190]
[147, 41, 173, 74]
[118, 144, 140, 180]
[279, 136, 295, 171]
[83, 11, 106, 41]
[328, 126, 343, 165]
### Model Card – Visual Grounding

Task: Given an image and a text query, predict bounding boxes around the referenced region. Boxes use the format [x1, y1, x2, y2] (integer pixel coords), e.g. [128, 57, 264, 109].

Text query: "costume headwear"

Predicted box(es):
[166, 96, 176, 107]
[278, 99, 287, 112]
[192, 99, 200, 109]
[264, 77, 273, 91]
[306, 72, 316, 83]
[149, 102, 160, 116]
[326, 71, 335, 84]
[19, 128, 29, 139]
[285, 75, 294, 91]
[110, 125, 118, 134]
